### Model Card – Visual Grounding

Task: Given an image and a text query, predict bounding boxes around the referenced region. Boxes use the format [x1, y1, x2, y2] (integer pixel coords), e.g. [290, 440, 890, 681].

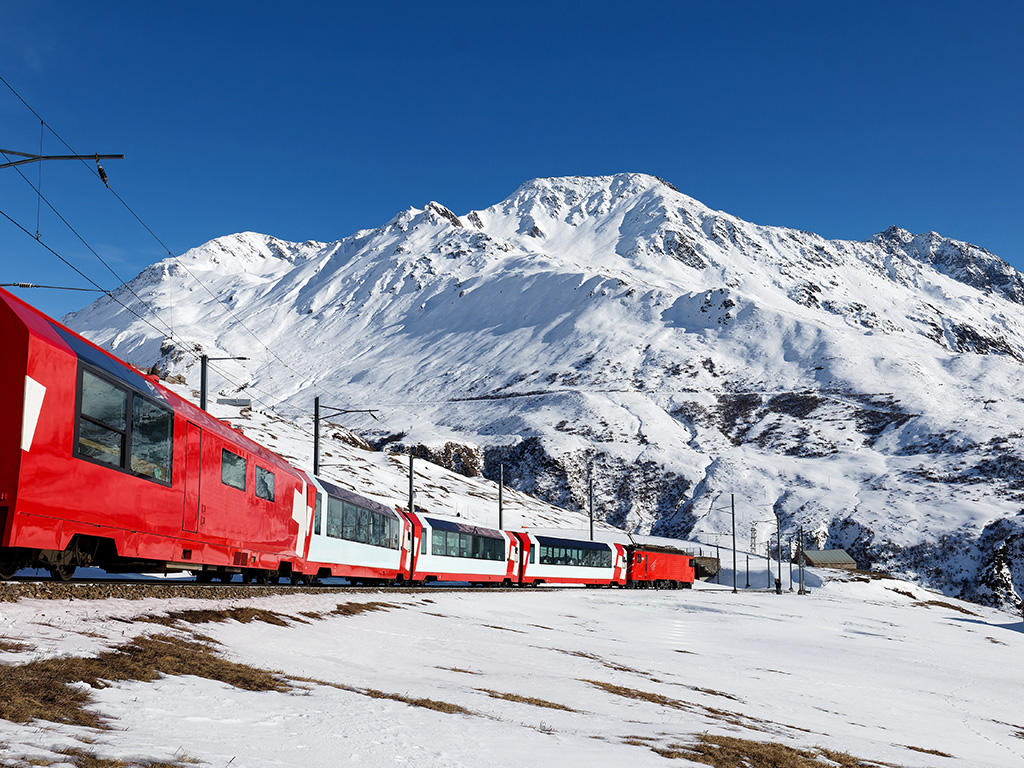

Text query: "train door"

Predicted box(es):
[182, 422, 201, 533]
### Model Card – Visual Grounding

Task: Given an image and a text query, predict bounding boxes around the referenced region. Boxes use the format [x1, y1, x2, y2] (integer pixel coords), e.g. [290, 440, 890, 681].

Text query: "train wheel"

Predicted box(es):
[0, 555, 20, 580]
[193, 571, 214, 584]
[48, 564, 76, 582]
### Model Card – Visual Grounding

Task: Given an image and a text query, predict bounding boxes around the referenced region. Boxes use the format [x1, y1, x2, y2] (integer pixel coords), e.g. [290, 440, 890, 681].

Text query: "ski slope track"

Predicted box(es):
[66, 173, 1024, 609]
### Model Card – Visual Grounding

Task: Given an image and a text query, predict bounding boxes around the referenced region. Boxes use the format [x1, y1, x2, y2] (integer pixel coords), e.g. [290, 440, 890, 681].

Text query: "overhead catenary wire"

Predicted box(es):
[0, 74, 359, 415]
[1, 76, 351, 410]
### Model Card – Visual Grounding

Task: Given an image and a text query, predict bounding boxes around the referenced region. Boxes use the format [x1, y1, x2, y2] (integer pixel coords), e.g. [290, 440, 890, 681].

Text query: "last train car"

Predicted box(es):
[0, 287, 310, 581]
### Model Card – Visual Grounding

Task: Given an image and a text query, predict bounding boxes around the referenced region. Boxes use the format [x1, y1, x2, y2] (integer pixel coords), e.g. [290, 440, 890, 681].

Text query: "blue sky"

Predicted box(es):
[2, 1, 1022, 318]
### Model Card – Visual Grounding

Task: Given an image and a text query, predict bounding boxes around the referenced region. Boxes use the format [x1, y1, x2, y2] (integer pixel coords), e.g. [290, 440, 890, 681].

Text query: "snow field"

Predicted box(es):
[1, 576, 1022, 767]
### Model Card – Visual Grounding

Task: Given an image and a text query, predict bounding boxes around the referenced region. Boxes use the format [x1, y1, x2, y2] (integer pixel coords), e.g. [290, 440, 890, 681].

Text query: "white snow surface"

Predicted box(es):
[61, 173, 1024, 604]
[1, 576, 1023, 767]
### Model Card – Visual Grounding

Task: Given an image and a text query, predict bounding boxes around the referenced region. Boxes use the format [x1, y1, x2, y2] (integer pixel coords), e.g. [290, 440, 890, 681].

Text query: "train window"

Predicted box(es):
[255, 466, 275, 501]
[313, 493, 322, 535]
[339, 505, 356, 540]
[431, 529, 445, 555]
[370, 512, 382, 547]
[78, 370, 128, 467]
[325, 496, 343, 538]
[221, 450, 247, 491]
[446, 531, 459, 557]
[357, 508, 369, 544]
[421, 530, 428, 554]
[129, 397, 173, 482]
[529, 546, 535, 564]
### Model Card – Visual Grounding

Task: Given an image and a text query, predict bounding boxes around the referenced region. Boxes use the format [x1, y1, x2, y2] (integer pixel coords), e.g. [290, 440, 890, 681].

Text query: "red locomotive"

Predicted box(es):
[0, 287, 695, 589]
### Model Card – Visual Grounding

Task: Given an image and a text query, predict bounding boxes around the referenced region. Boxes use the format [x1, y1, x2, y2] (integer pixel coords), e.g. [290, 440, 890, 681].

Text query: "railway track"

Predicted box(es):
[0, 578, 530, 603]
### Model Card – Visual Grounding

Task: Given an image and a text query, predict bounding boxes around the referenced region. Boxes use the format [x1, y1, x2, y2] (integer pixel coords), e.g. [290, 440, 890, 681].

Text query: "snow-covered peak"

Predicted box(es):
[66, 174, 1024, 609]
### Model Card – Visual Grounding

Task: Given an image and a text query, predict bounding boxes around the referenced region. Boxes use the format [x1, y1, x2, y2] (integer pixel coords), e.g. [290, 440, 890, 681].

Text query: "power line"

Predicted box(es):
[1, 73, 356, 413]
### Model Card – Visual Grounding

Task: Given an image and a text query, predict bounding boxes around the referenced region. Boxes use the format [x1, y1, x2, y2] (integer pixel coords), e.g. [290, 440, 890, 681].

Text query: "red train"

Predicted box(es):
[0, 287, 694, 589]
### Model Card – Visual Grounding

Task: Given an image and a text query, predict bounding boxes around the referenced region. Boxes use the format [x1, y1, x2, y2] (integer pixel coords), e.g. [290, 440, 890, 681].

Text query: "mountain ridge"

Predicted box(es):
[65, 172, 1024, 609]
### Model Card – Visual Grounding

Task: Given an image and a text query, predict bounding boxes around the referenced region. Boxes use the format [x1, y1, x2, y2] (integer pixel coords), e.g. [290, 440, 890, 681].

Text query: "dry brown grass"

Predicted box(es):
[887, 588, 917, 600]
[138, 601, 391, 628]
[437, 666, 479, 675]
[0, 634, 288, 729]
[902, 744, 953, 757]
[330, 601, 393, 617]
[484, 624, 525, 633]
[291, 674, 473, 715]
[476, 688, 578, 712]
[25, 747, 189, 767]
[648, 734, 900, 767]
[584, 679, 802, 734]
[916, 600, 977, 616]
[0, 637, 30, 653]
[140, 606, 293, 627]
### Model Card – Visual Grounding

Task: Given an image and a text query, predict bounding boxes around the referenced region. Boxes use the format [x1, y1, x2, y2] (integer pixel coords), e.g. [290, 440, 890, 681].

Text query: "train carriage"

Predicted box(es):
[406, 512, 519, 584]
[516, 532, 626, 586]
[301, 474, 411, 583]
[0, 287, 309, 581]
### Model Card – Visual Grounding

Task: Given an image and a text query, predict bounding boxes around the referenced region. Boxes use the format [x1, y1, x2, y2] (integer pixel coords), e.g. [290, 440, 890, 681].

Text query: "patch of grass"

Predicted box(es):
[140, 607, 292, 627]
[584, 679, 797, 734]
[0, 638, 30, 653]
[477, 688, 578, 712]
[485, 624, 525, 633]
[887, 588, 917, 600]
[330, 601, 393, 617]
[917, 600, 977, 616]
[29, 747, 188, 767]
[437, 666, 479, 675]
[0, 634, 288, 729]
[291, 675, 474, 716]
[903, 744, 953, 757]
[647, 734, 899, 767]
[987, 636, 1007, 645]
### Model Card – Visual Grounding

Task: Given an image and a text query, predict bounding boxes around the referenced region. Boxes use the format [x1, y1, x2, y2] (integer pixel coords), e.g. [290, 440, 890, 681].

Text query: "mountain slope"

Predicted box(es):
[65, 173, 1024, 608]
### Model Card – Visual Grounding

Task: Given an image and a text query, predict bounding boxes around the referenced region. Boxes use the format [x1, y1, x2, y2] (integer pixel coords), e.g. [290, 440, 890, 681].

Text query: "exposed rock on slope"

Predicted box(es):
[66, 174, 1024, 608]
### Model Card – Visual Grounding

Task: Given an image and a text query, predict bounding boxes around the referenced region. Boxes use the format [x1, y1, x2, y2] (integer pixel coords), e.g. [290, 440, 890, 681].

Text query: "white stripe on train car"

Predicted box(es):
[292, 484, 308, 556]
[21, 375, 45, 452]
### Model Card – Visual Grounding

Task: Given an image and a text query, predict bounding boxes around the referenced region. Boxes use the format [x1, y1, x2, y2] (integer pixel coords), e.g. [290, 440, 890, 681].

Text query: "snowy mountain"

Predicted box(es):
[65, 173, 1024, 608]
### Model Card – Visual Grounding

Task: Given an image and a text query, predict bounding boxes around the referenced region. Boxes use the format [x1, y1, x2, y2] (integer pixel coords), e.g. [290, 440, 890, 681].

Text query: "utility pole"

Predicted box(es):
[776, 513, 783, 592]
[498, 464, 504, 529]
[731, 494, 737, 594]
[312, 396, 378, 474]
[588, 474, 595, 541]
[200, 354, 248, 412]
[408, 453, 415, 518]
[798, 525, 807, 595]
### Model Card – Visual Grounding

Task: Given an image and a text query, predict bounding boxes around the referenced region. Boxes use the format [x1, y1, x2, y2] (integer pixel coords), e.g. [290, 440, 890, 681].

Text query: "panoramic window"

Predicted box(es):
[255, 465, 275, 501]
[76, 367, 173, 485]
[324, 495, 398, 550]
[429, 527, 504, 561]
[538, 543, 612, 568]
[221, 449, 247, 491]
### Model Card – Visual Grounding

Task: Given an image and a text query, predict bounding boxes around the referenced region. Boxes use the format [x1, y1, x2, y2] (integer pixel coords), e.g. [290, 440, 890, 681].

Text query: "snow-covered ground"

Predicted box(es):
[2, 572, 1022, 767]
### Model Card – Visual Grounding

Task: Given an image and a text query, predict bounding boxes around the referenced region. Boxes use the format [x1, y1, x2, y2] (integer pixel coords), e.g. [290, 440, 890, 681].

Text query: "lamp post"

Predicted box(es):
[312, 396, 378, 474]
[200, 355, 248, 412]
